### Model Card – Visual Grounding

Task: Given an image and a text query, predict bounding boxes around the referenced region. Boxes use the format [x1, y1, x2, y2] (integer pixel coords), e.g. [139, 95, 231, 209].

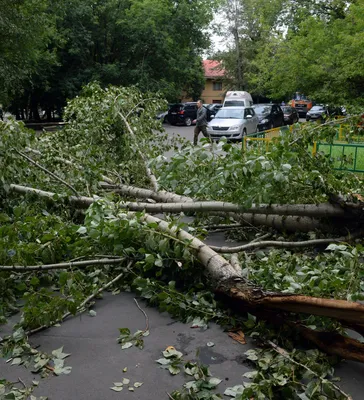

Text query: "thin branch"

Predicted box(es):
[17, 378, 26, 389]
[134, 298, 149, 332]
[250, 232, 271, 243]
[267, 340, 353, 400]
[14, 149, 80, 197]
[289, 115, 354, 146]
[166, 392, 176, 400]
[27, 261, 133, 336]
[202, 223, 247, 231]
[117, 110, 159, 192]
[210, 233, 360, 253]
[0, 258, 125, 271]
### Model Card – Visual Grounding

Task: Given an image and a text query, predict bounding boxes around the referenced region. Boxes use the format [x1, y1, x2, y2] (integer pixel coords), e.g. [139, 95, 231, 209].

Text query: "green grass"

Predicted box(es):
[317, 142, 364, 172]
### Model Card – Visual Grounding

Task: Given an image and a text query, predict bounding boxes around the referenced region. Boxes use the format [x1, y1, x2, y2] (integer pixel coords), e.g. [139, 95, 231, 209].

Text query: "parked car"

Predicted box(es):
[282, 106, 299, 125]
[206, 106, 258, 141]
[156, 104, 173, 123]
[207, 103, 223, 118]
[327, 105, 347, 118]
[167, 102, 197, 126]
[306, 105, 328, 122]
[254, 104, 284, 131]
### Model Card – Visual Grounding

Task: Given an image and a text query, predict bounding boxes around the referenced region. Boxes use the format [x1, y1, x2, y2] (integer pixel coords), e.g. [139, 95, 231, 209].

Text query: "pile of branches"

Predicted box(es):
[1, 83, 364, 397]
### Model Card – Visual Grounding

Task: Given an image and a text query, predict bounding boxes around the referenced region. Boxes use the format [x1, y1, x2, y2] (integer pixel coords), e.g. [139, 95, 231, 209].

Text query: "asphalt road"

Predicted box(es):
[162, 119, 307, 146]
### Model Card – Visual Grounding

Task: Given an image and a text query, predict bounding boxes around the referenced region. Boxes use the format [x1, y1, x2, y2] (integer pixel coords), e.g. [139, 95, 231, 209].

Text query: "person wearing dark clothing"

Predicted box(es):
[193, 100, 210, 145]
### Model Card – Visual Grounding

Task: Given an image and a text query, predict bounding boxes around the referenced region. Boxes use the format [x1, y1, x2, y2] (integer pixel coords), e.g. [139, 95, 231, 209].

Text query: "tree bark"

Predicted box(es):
[116, 200, 348, 218]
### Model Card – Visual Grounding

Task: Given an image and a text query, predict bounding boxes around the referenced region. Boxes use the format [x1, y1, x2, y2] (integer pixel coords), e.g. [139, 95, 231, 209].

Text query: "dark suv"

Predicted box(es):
[254, 104, 284, 131]
[167, 103, 197, 126]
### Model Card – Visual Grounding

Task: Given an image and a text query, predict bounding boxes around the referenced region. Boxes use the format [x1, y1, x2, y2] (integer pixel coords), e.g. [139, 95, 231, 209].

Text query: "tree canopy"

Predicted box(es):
[2, 0, 217, 118]
[215, 0, 364, 105]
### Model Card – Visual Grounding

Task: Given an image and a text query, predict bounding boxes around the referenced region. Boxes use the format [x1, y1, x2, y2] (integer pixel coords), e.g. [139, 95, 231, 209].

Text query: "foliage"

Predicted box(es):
[0, 378, 47, 400]
[157, 348, 223, 399]
[1, 84, 362, 399]
[152, 122, 362, 208]
[215, 0, 364, 105]
[117, 327, 149, 350]
[224, 347, 344, 399]
[0, 0, 55, 106]
[5, 0, 218, 117]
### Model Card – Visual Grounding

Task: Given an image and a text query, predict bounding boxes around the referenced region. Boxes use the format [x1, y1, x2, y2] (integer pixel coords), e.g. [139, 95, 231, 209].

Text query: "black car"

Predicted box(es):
[306, 105, 328, 122]
[203, 104, 222, 121]
[208, 103, 223, 117]
[254, 104, 284, 131]
[282, 106, 299, 125]
[167, 102, 197, 126]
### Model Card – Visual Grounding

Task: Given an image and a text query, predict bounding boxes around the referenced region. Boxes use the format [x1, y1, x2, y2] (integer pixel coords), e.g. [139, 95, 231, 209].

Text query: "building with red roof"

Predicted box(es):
[182, 60, 226, 103]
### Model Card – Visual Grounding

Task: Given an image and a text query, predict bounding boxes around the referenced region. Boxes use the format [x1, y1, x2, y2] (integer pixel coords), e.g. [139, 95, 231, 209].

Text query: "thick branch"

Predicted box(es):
[9, 184, 330, 233]
[9, 184, 94, 208]
[116, 200, 347, 218]
[210, 234, 360, 253]
[0, 258, 125, 271]
[100, 182, 193, 203]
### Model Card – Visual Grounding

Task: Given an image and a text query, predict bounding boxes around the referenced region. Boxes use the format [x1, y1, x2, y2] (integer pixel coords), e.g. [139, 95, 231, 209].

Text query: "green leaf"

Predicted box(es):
[156, 358, 170, 365]
[121, 342, 133, 349]
[208, 377, 222, 387]
[110, 386, 123, 392]
[52, 347, 71, 360]
[168, 365, 181, 375]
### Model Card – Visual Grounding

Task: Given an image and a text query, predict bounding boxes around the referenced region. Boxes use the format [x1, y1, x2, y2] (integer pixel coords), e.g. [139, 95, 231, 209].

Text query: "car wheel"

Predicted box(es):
[184, 117, 192, 126]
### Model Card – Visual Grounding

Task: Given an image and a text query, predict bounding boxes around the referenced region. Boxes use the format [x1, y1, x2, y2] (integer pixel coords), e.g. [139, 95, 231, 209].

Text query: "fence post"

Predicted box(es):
[312, 142, 317, 156]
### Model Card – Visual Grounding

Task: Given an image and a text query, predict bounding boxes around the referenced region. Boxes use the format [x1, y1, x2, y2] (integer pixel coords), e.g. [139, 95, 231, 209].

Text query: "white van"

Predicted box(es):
[223, 91, 253, 107]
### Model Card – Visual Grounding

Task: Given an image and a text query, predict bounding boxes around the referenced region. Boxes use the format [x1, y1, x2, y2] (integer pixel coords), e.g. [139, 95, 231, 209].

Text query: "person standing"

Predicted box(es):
[193, 100, 210, 145]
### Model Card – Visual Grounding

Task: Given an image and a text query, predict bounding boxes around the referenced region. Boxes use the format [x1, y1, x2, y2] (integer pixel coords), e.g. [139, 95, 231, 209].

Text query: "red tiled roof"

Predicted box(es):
[203, 60, 225, 78]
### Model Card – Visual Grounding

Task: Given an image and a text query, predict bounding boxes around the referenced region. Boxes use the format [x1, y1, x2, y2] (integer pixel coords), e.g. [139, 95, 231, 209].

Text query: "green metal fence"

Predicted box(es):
[316, 142, 364, 173]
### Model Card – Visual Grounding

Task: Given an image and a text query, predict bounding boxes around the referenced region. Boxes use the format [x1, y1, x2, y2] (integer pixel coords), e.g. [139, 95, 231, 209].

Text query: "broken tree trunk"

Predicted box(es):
[8, 183, 364, 361]
[9, 184, 333, 232]
[117, 200, 348, 218]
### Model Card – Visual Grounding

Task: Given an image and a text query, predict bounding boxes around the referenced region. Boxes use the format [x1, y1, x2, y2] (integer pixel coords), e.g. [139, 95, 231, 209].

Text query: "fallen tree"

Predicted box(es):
[1, 83, 364, 399]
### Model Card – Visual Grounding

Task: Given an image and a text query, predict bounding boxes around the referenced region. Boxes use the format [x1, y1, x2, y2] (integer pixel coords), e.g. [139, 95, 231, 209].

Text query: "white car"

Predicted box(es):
[206, 106, 258, 141]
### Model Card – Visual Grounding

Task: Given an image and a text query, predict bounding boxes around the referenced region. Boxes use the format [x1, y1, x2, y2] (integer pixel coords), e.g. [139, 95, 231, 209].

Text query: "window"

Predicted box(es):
[212, 82, 222, 91]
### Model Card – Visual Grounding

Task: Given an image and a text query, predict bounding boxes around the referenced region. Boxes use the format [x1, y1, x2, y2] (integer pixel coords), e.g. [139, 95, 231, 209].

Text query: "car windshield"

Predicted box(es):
[310, 106, 325, 111]
[224, 101, 245, 107]
[282, 106, 292, 113]
[254, 105, 272, 115]
[215, 109, 245, 119]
